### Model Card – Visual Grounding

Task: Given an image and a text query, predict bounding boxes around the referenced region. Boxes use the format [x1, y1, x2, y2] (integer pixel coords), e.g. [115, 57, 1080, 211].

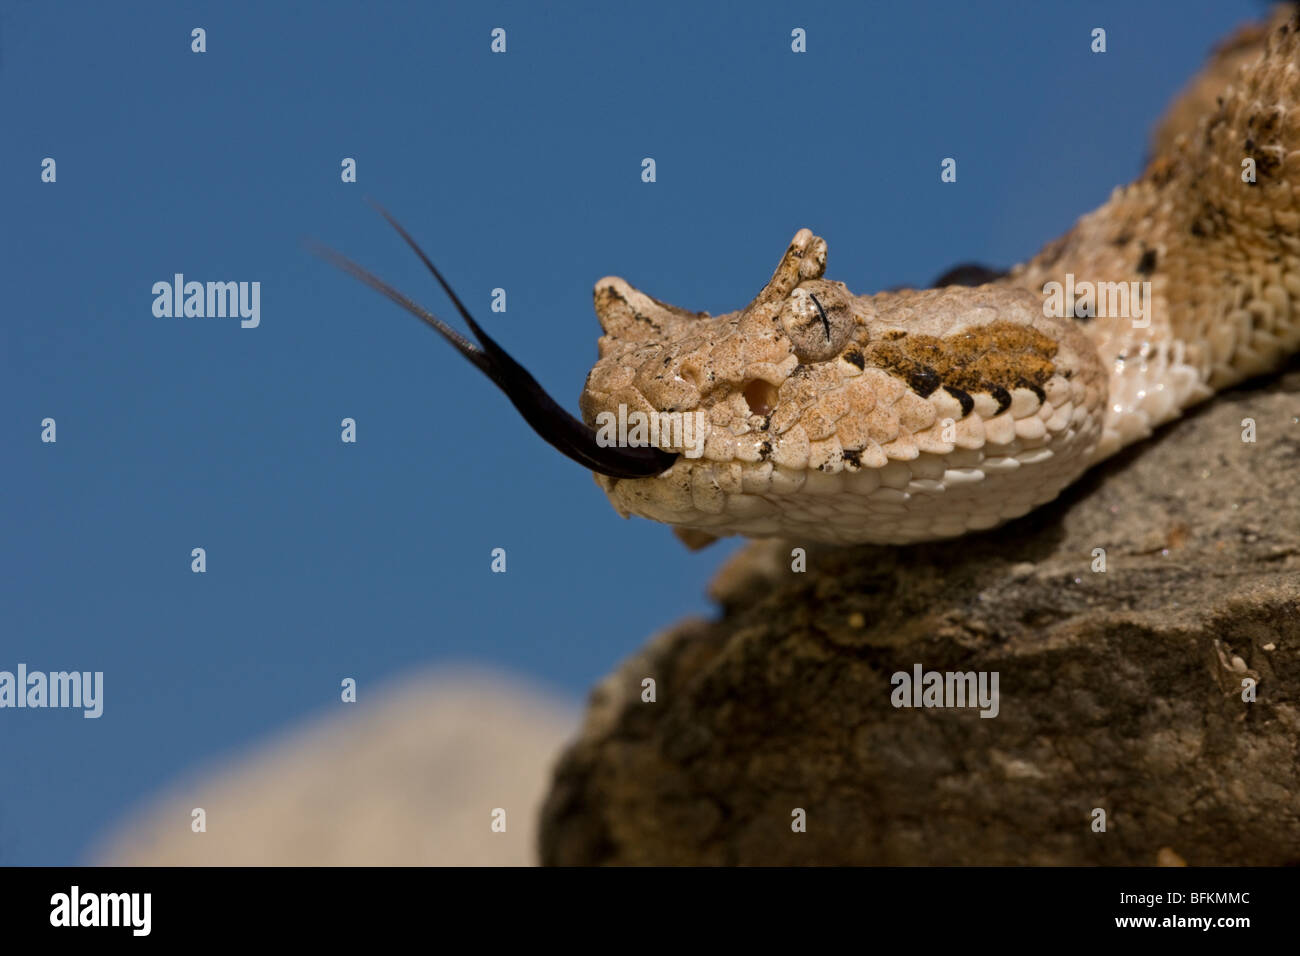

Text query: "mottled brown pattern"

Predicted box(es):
[575, 5, 1300, 545]
[863, 321, 1059, 400]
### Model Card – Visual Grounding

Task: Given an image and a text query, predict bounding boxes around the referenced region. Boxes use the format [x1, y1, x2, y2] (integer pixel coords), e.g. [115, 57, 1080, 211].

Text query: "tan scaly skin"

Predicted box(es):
[318, 8, 1300, 548]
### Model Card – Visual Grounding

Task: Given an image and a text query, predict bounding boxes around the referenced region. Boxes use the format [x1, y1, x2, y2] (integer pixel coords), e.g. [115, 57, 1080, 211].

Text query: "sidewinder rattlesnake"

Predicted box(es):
[318, 7, 1300, 546]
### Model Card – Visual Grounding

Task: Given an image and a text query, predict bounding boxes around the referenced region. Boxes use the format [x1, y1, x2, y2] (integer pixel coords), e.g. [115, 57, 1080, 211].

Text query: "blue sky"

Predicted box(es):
[1, 0, 1262, 864]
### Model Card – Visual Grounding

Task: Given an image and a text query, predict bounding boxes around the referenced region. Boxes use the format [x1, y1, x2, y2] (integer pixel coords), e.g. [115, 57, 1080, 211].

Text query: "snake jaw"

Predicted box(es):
[312, 203, 678, 480]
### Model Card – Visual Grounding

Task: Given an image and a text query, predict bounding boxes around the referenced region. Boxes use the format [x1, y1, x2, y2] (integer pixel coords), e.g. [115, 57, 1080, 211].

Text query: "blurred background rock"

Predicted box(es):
[93, 670, 576, 866]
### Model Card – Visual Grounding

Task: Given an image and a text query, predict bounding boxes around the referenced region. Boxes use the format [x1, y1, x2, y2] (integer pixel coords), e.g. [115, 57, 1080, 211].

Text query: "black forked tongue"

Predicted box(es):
[309, 202, 677, 480]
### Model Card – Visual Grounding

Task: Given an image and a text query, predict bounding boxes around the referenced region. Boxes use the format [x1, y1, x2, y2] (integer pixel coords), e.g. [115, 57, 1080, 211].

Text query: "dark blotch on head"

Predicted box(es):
[942, 384, 974, 418]
[843, 348, 865, 370]
[866, 321, 1057, 404]
[989, 385, 1012, 416]
[1137, 249, 1157, 275]
[909, 367, 941, 397]
[1020, 381, 1046, 403]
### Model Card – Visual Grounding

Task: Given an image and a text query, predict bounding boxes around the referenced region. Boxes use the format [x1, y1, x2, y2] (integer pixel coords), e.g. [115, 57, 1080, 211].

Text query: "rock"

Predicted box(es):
[96, 669, 576, 866]
[539, 359, 1300, 865]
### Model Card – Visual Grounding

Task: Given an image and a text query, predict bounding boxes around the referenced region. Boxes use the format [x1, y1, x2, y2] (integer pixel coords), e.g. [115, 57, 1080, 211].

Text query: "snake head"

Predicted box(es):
[580, 230, 1107, 545]
[578, 229, 884, 533]
[318, 213, 1105, 546]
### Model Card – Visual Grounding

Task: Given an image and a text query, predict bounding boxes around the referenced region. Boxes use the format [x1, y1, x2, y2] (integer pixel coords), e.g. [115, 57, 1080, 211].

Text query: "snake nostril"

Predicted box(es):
[743, 379, 780, 417]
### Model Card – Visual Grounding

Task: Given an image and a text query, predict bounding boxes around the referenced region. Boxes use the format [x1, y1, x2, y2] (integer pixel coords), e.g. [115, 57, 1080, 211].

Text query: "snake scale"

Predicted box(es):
[321, 8, 1300, 546]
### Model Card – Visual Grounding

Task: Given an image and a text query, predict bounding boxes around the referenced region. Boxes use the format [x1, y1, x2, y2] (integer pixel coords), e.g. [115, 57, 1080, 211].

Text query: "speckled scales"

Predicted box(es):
[580, 9, 1300, 545]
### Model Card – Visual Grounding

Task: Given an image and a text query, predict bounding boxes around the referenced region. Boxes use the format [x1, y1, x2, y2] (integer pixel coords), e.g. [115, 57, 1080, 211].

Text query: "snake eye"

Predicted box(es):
[779, 282, 854, 362]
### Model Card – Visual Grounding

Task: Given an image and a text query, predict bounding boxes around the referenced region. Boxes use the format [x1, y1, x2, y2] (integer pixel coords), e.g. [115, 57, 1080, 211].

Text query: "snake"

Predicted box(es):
[317, 8, 1300, 547]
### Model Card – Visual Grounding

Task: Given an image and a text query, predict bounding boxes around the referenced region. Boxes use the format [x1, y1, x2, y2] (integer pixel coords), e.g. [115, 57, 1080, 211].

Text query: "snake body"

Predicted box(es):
[579, 10, 1300, 545]
[320, 11, 1300, 547]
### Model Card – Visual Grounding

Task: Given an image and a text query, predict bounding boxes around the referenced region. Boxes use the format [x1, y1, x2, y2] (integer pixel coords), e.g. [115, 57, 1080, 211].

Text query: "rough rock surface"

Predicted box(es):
[539, 360, 1300, 865]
